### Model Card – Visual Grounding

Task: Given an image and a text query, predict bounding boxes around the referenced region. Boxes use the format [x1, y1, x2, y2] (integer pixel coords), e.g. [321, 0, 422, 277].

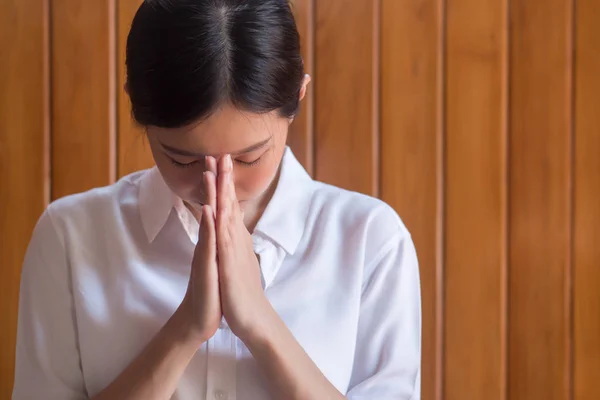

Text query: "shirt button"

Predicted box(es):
[214, 389, 228, 400]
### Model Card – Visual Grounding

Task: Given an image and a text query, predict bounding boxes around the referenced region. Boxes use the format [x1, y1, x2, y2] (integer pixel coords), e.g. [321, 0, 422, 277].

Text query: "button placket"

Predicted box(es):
[205, 330, 237, 400]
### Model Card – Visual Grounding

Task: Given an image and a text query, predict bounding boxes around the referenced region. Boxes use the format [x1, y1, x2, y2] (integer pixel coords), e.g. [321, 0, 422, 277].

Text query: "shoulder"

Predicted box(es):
[308, 180, 411, 247]
[40, 169, 151, 247]
[23, 169, 147, 276]
[46, 169, 148, 224]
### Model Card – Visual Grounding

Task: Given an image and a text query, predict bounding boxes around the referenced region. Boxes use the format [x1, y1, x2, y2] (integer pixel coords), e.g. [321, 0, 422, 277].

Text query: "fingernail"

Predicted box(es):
[226, 154, 232, 170]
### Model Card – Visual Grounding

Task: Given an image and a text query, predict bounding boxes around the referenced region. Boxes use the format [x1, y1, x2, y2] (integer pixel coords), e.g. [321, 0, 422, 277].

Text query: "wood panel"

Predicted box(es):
[287, 0, 314, 176]
[444, 1, 507, 399]
[5, 1, 600, 398]
[117, 0, 153, 178]
[51, 0, 116, 198]
[380, 1, 442, 399]
[0, 0, 49, 397]
[508, 1, 573, 399]
[314, 0, 378, 195]
[574, 0, 600, 398]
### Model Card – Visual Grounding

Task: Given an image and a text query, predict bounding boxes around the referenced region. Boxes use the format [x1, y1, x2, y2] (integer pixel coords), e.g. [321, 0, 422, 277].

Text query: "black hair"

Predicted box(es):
[126, 0, 304, 128]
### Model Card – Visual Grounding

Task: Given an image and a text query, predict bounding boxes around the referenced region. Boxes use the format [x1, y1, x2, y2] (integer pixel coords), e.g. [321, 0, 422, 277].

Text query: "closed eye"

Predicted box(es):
[170, 158, 200, 168]
[234, 156, 262, 167]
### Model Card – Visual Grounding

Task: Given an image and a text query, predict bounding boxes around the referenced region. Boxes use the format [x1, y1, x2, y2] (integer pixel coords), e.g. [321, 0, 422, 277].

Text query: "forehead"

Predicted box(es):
[147, 105, 287, 155]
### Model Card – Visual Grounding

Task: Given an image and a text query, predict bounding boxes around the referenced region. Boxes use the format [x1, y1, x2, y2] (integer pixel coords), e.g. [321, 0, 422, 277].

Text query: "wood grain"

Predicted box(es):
[380, 1, 443, 398]
[117, 0, 153, 178]
[444, 1, 508, 399]
[4, 1, 600, 398]
[0, 0, 49, 396]
[314, 0, 378, 195]
[51, 0, 116, 198]
[287, 0, 314, 176]
[508, 0, 573, 399]
[574, 0, 600, 398]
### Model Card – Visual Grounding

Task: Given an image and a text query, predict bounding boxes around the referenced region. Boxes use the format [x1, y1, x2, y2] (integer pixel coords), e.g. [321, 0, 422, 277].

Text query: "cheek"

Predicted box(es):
[234, 163, 278, 200]
[148, 139, 206, 202]
[154, 157, 205, 201]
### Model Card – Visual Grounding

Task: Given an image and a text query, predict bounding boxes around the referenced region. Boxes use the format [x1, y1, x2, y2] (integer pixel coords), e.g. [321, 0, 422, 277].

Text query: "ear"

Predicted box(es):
[299, 74, 311, 102]
[288, 74, 312, 125]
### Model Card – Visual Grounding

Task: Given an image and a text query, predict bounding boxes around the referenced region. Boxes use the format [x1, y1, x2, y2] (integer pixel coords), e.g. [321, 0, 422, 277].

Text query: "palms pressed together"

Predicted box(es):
[181, 154, 271, 344]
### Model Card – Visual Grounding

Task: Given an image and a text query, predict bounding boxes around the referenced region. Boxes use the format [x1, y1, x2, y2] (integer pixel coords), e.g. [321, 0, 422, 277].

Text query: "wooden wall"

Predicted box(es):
[1, 1, 599, 399]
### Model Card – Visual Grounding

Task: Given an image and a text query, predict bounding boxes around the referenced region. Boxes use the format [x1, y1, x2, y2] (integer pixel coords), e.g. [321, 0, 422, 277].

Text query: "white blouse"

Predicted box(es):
[13, 147, 421, 400]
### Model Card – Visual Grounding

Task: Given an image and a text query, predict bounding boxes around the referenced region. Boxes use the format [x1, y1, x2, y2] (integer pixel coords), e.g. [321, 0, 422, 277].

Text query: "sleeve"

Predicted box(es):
[12, 208, 88, 400]
[346, 233, 422, 400]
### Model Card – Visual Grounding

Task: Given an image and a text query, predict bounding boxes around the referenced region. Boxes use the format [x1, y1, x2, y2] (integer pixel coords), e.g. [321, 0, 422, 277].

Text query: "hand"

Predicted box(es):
[216, 154, 274, 341]
[177, 158, 221, 344]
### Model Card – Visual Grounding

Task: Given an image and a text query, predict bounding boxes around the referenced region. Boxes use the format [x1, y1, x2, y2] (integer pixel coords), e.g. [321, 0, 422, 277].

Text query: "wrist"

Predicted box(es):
[170, 300, 210, 349]
[241, 302, 281, 350]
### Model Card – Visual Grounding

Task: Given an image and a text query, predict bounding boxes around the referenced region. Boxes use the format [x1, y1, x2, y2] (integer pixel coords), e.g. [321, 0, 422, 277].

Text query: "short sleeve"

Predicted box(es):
[12, 208, 88, 399]
[346, 233, 422, 400]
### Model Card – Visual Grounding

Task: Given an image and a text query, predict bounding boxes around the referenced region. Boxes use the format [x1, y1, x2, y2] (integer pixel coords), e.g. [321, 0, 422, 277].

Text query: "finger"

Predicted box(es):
[205, 156, 218, 217]
[217, 162, 230, 219]
[217, 154, 239, 217]
[216, 157, 233, 251]
[200, 205, 219, 305]
[204, 170, 216, 218]
[216, 194, 232, 264]
[190, 204, 209, 291]
[217, 153, 231, 175]
[228, 180, 243, 228]
[226, 159, 238, 203]
[206, 155, 217, 176]
[221, 154, 238, 214]
[224, 161, 243, 225]
[200, 205, 216, 264]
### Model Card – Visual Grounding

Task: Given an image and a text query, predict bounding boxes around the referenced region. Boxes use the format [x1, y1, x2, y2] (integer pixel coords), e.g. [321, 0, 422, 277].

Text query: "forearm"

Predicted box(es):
[92, 305, 203, 400]
[244, 307, 346, 400]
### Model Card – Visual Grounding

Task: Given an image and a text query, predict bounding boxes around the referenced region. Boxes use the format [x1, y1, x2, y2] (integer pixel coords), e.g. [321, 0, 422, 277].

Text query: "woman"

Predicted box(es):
[13, 0, 421, 399]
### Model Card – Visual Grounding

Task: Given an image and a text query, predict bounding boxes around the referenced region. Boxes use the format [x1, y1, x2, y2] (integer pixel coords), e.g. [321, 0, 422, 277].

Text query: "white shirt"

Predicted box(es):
[13, 147, 421, 400]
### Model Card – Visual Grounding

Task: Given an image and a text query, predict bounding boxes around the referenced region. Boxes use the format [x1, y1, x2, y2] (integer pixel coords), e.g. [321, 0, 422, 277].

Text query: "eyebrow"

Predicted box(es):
[160, 136, 272, 158]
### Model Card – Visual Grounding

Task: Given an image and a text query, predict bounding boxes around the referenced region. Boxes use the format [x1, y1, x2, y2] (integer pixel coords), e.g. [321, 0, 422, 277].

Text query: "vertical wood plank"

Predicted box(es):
[574, 0, 600, 398]
[52, 0, 116, 199]
[118, 0, 153, 178]
[444, 0, 508, 399]
[314, 0, 377, 195]
[508, 1, 573, 399]
[380, 1, 443, 398]
[0, 0, 49, 396]
[287, 0, 314, 176]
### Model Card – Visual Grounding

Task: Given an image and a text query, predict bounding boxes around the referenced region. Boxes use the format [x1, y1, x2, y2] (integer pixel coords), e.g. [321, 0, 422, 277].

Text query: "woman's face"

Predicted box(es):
[146, 104, 290, 209]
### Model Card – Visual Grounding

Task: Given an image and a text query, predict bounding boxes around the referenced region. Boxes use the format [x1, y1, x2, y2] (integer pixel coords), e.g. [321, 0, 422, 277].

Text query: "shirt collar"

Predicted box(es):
[138, 166, 178, 243]
[138, 147, 315, 254]
[253, 147, 314, 255]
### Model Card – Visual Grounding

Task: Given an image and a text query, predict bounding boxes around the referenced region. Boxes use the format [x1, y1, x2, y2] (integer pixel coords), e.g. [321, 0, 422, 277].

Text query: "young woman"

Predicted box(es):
[12, 1, 421, 399]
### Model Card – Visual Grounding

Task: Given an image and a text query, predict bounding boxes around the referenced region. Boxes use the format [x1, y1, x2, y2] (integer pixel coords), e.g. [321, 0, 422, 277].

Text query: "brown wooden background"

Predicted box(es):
[1, 1, 599, 399]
